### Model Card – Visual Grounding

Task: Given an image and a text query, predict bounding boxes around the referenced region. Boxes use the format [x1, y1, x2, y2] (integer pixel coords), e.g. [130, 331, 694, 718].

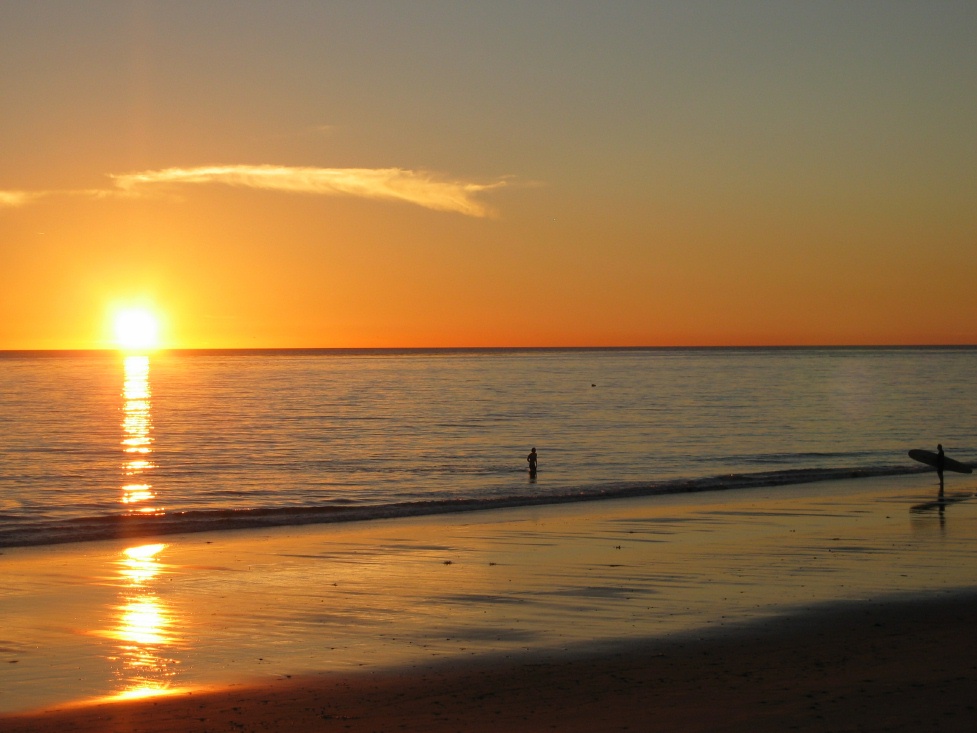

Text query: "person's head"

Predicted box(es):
[531, 447, 536, 453]
[938, 443, 943, 451]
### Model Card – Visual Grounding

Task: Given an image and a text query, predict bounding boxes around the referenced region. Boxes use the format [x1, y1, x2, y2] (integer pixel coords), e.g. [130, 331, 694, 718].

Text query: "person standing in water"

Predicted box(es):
[527, 447, 538, 476]
[937, 443, 945, 494]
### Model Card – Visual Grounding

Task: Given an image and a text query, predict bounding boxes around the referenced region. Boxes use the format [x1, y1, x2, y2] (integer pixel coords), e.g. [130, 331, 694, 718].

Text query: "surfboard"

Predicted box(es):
[908, 449, 973, 474]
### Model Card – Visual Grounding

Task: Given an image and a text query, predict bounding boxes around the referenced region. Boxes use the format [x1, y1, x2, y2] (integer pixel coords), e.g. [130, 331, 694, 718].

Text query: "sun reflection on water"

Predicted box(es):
[106, 361, 180, 700]
[121, 355, 162, 515]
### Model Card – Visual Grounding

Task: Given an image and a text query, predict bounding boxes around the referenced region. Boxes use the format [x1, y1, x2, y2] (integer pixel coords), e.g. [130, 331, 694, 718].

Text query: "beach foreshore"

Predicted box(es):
[2, 473, 976, 728]
[4, 592, 977, 732]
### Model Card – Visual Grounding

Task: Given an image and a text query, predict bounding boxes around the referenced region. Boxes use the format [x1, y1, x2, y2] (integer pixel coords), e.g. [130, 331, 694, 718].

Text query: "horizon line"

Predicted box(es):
[2, 344, 975, 357]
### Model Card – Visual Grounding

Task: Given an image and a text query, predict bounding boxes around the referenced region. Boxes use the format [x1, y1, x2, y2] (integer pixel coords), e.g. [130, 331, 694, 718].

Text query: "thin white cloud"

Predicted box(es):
[2, 165, 508, 217]
[0, 190, 46, 207]
[113, 165, 504, 217]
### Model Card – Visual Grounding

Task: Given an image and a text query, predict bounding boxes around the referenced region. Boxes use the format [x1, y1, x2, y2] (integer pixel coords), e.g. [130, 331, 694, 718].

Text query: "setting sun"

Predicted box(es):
[113, 309, 160, 351]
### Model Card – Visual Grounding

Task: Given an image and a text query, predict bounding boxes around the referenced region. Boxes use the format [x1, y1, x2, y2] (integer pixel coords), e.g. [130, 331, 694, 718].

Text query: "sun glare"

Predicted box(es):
[114, 309, 160, 351]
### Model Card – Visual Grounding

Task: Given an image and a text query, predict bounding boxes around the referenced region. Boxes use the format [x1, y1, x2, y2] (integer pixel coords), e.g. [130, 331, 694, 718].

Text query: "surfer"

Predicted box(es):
[908, 445, 971, 492]
[527, 447, 538, 476]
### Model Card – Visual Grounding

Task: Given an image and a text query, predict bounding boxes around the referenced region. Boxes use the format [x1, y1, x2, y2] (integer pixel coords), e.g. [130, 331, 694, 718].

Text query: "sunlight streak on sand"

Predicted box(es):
[2, 474, 975, 713]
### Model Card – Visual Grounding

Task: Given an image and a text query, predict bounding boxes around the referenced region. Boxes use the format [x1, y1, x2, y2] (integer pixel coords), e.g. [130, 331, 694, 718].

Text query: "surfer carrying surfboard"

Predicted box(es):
[908, 444, 972, 492]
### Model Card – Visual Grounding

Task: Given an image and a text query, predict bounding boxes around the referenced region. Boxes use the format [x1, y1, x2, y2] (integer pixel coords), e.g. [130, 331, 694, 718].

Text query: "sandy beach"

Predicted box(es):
[3, 472, 977, 730]
[3, 592, 977, 732]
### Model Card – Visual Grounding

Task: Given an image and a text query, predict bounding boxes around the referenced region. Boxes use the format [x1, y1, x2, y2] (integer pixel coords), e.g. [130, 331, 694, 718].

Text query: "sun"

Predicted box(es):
[113, 309, 161, 351]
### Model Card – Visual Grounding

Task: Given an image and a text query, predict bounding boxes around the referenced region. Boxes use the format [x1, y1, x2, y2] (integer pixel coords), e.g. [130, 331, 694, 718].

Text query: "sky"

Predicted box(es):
[2, 1, 975, 349]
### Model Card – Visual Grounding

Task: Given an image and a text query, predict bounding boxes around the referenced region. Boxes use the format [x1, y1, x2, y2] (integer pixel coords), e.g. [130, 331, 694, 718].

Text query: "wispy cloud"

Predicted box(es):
[0, 190, 47, 207]
[112, 165, 504, 217]
[2, 165, 507, 217]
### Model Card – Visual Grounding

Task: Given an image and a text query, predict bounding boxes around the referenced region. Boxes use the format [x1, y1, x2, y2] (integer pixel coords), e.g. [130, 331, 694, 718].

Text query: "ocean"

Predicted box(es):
[1, 347, 974, 548]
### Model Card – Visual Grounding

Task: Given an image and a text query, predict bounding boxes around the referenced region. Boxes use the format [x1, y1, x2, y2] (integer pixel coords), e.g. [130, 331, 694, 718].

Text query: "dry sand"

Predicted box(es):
[2, 472, 977, 730]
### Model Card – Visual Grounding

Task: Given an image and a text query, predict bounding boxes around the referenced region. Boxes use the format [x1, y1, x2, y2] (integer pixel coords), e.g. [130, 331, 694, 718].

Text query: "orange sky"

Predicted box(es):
[2, 3, 975, 349]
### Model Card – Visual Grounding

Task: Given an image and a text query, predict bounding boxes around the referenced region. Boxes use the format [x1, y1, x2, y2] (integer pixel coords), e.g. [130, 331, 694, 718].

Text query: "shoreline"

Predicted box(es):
[4, 591, 977, 731]
[2, 472, 976, 721]
[0, 464, 930, 549]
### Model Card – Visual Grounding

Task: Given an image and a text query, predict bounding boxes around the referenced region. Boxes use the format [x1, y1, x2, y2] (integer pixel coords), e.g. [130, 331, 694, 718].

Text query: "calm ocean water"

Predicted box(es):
[1, 348, 974, 548]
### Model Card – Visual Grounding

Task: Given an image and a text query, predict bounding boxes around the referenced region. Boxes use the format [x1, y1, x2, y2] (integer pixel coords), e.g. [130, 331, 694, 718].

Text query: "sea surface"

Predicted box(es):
[1, 347, 974, 548]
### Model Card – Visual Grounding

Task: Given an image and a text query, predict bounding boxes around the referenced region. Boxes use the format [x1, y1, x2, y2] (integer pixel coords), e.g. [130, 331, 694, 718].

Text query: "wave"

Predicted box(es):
[0, 464, 926, 549]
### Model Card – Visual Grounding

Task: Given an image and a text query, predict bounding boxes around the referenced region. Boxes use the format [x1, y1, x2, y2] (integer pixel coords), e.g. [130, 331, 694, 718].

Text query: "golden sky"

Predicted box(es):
[2, 2, 975, 348]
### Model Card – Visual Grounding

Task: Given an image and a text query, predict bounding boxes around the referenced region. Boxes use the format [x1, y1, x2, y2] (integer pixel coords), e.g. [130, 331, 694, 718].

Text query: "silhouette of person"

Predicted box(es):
[527, 447, 538, 476]
[937, 443, 945, 494]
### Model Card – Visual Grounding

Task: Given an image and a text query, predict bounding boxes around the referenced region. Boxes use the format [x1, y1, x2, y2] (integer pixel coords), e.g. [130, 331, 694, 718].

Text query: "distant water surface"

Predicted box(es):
[1, 348, 974, 547]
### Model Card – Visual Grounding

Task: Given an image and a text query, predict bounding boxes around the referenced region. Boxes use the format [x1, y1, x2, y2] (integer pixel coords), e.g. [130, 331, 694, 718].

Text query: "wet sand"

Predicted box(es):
[2, 472, 977, 729]
[4, 593, 977, 732]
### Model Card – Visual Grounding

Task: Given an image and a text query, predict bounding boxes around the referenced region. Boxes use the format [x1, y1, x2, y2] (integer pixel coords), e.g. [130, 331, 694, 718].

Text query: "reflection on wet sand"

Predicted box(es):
[5, 473, 977, 714]
[910, 491, 976, 533]
[103, 543, 180, 700]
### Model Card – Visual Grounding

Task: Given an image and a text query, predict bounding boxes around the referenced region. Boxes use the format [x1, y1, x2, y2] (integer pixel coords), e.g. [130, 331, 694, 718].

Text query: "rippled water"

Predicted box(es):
[1, 347, 974, 546]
